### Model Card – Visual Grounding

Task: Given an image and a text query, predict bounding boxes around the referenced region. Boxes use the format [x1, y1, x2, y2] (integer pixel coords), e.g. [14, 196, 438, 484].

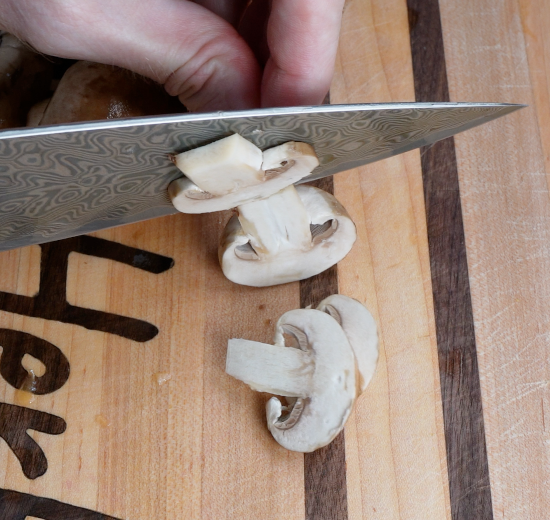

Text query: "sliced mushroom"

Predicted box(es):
[226, 308, 356, 453]
[219, 184, 357, 286]
[172, 133, 264, 196]
[317, 295, 379, 394]
[168, 137, 319, 213]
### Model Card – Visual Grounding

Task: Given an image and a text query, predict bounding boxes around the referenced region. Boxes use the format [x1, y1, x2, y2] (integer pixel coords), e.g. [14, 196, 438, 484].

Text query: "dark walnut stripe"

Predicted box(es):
[301, 173, 347, 520]
[407, 1, 493, 519]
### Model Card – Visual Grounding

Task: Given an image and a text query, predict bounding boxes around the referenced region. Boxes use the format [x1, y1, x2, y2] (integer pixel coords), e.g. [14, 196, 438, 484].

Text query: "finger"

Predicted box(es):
[261, 0, 345, 107]
[191, 0, 250, 27]
[2, 0, 261, 111]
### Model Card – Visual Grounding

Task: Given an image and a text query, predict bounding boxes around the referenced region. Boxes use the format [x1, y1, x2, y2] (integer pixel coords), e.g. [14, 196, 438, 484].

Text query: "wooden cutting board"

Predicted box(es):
[0, 0, 548, 518]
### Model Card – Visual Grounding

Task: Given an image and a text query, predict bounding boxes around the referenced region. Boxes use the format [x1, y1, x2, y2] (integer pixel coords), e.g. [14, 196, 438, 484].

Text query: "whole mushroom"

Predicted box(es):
[35, 61, 183, 126]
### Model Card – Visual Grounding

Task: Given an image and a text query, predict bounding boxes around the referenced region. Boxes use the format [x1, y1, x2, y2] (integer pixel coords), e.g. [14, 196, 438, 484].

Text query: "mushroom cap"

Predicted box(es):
[267, 309, 356, 453]
[219, 185, 357, 286]
[38, 61, 182, 125]
[317, 295, 379, 394]
[169, 141, 319, 213]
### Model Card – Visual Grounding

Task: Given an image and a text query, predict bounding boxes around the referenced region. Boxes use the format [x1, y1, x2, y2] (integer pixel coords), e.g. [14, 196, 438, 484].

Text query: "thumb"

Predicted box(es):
[2, 0, 261, 111]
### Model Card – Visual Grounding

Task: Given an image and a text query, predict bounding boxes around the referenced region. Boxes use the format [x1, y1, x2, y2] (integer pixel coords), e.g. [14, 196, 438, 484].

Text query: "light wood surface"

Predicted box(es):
[1, 0, 549, 518]
[332, 0, 450, 518]
[440, 1, 550, 518]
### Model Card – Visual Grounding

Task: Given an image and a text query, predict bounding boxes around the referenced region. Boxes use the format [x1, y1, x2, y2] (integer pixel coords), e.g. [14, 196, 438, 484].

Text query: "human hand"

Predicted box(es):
[0, 0, 345, 112]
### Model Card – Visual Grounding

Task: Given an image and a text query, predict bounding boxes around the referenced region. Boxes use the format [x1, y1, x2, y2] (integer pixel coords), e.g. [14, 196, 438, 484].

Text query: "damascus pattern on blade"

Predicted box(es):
[0, 103, 520, 251]
[0, 127, 180, 251]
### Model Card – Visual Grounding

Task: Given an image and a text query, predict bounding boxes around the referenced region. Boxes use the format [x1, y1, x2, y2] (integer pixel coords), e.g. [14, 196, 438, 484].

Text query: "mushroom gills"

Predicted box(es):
[310, 219, 337, 244]
[220, 185, 357, 287]
[269, 397, 306, 430]
[265, 159, 295, 178]
[184, 187, 214, 200]
[168, 177, 214, 203]
[234, 242, 259, 261]
[234, 221, 336, 260]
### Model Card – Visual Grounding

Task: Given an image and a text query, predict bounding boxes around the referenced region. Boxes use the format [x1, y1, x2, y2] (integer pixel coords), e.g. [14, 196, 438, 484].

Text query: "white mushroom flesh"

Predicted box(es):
[226, 339, 313, 397]
[169, 137, 319, 213]
[237, 185, 311, 256]
[219, 185, 357, 286]
[174, 133, 263, 196]
[317, 294, 379, 394]
[226, 308, 356, 453]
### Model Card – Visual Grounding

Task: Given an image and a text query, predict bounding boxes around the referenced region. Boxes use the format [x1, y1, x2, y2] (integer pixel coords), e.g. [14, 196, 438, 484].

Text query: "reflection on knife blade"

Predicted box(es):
[0, 102, 523, 252]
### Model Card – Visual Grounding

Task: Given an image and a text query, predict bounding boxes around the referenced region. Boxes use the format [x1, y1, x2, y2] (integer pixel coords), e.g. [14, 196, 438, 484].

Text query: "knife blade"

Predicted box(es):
[0, 102, 523, 252]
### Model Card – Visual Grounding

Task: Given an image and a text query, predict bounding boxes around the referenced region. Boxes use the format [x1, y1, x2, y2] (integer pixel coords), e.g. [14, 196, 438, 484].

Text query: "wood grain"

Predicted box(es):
[0, 213, 305, 519]
[0, 56, 306, 518]
[6, 0, 549, 516]
[407, 1, 493, 518]
[300, 175, 347, 520]
[332, 0, 451, 518]
[0, 488, 121, 519]
[0, 237, 174, 342]
[439, 0, 550, 518]
[198, 211, 304, 520]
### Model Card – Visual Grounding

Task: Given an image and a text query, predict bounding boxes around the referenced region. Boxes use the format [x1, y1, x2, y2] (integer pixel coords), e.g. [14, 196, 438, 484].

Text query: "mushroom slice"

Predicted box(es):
[168, 137, 319, 213]
[173, 133, 264, 196]
[226, 309, 356, 453]
[317, 295, 379, 394]
[219, 185, 357, 286]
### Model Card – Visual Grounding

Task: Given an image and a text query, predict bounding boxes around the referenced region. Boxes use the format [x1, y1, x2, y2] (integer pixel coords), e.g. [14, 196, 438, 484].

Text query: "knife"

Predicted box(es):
[0, 102, 523, 252]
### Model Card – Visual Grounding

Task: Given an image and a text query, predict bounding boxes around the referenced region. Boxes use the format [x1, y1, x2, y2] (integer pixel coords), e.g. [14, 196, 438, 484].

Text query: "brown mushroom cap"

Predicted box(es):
[39, 61, 184, 125]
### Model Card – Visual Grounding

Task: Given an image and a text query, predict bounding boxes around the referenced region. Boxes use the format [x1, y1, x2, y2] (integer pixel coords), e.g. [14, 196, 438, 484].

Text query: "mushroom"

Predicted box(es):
[168, 135, 319, 213]
[26, 98, 51, 127]
[168, 133, 356, 286]
[226, 308, 357, 453]
[36, 61, 184, 126]
[0, 32, 53, 129]
[317, 295, 379, 394]
[219, 184, 356, 286]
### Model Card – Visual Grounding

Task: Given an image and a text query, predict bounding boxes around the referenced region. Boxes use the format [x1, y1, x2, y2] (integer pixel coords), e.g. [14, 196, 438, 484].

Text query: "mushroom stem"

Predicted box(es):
[226, 339, 313, 397]
[237, 185, 312, 256]
[174, 133, 264, 196]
